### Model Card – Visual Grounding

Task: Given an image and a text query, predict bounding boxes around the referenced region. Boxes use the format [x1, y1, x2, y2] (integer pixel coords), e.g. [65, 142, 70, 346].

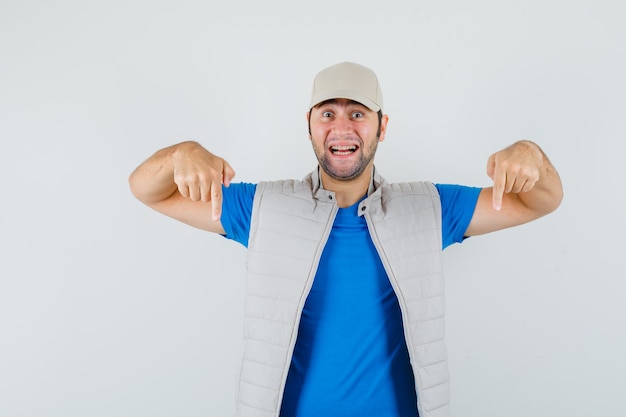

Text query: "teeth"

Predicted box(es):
[331, 145, 357, 155]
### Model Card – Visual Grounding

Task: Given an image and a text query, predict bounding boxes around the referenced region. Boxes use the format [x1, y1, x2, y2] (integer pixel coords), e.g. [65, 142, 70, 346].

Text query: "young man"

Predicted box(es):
[129, 62, 563, 417]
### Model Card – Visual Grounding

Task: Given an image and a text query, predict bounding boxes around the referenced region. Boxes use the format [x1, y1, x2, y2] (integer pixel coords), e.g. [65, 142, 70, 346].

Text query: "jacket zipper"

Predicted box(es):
[363, 210, 424, 417]
[274, 204, 339, 416]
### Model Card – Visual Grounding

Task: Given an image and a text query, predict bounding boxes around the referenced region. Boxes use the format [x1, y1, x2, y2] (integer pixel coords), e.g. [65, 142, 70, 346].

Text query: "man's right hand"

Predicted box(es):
[172, 141, 236, 221]
[129, 141, 235, 233]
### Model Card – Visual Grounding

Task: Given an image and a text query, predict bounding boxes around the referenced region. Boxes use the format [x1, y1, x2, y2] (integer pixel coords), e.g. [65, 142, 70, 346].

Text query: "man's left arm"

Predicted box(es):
[465, 140, 563, 236]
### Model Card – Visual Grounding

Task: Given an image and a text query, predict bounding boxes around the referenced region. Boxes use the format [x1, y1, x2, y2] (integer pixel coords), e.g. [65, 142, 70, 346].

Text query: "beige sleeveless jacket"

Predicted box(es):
[237, 168, 450, 417]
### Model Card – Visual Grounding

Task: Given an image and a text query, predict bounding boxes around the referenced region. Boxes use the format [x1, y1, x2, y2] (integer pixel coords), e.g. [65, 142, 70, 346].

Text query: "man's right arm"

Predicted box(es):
[128, 141, 236, 234]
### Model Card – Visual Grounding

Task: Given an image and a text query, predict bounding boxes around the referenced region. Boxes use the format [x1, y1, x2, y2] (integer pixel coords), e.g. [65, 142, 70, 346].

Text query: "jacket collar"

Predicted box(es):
[308, 165, 386, 201]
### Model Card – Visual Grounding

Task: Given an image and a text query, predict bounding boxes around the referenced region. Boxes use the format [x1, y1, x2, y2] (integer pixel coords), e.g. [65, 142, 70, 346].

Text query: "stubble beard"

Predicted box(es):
[313, 138, 378, 181]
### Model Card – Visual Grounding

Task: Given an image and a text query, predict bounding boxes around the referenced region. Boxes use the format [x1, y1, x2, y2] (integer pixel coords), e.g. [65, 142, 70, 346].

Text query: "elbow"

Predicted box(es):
[542, 184, 564, 216]
[128, 171, 140, 199]
[128, 169, 149, 203]
[550, 177, 565, 212]
[551, 188, 564, 214]
[539, 170, 564, 216]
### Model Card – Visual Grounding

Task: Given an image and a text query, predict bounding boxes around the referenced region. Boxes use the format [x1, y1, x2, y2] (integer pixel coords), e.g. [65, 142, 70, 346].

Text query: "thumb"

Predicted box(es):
[486, 153, 496, 180]
[222, 161, 236, 187]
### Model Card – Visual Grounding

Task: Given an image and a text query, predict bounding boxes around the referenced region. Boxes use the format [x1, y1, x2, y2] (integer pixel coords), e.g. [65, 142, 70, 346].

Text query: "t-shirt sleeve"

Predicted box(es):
[219, 182, 257, 248]
[435, 183, 482, 250]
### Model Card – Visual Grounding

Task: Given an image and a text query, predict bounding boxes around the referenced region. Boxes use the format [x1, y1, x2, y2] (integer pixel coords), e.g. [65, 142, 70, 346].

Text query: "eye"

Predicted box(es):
[322, 111, 333, 118]
[351, 111, 364, 119]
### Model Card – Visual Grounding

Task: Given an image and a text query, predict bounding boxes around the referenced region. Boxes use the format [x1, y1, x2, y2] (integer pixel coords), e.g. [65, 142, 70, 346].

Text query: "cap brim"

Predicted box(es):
[309, 90, 381, 112]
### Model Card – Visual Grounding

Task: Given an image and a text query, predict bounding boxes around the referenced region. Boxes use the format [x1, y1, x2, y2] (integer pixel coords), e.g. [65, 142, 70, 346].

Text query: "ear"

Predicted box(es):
[378, 114, 389, 142]
[306, 111, 312, 139]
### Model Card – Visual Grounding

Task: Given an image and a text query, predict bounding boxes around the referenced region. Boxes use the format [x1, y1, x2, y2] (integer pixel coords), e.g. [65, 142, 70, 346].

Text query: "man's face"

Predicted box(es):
[308, 98, 387, 181]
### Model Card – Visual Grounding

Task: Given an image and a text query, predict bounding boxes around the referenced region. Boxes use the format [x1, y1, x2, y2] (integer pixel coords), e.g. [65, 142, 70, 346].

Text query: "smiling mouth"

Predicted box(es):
[330, 145, 358, 155]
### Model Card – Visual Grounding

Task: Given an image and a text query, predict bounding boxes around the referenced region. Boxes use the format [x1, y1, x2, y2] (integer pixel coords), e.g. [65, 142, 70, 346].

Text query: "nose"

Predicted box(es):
[331, 114, 354, 136]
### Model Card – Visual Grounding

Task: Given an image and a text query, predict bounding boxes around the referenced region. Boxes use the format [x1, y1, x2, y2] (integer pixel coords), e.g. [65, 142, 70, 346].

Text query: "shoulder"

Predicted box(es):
[377, 181, 440, 208]
[382, 181, 438, 196]
[255, 171, 319, 200]
[257, 179, 309, 194]
[434, 183, 482, 211]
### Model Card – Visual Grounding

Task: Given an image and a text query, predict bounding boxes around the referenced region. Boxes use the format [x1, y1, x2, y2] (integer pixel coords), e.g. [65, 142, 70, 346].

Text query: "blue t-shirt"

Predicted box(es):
[220, 182, 480, 417]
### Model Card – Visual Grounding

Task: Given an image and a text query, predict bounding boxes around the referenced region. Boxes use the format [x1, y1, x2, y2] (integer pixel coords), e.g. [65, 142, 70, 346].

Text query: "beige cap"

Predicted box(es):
[309, 61, 383, 112]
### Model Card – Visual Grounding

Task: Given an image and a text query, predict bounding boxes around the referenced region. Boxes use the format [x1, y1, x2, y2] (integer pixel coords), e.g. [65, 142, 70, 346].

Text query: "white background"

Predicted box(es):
[1, 0, 625, 416]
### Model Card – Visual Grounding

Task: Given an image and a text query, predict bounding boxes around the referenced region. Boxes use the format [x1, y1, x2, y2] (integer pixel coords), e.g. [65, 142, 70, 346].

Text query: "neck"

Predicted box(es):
[319, 166, 372, 208]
